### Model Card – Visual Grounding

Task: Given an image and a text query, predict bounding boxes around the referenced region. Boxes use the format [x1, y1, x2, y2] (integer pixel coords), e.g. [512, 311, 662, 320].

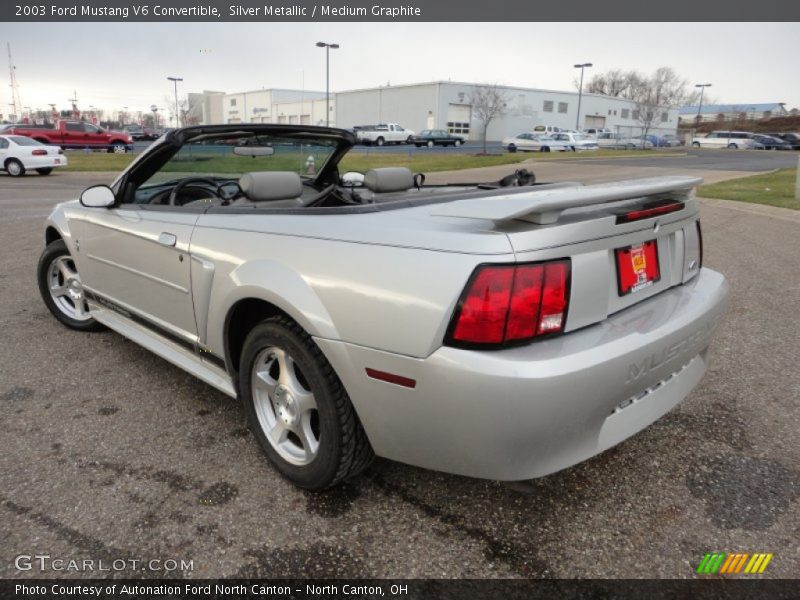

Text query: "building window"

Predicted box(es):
[558, 102, 568, 114]
[608, 110, 612, 116]
[447, 122, 470, 135]
[614, 110, 617, 116]
[621, 108, 629, 119]
[661, 112, 668, 122]
[543, 100, 554, 113]
[230, 99, 237, 106]
[632, 110, 640, 120]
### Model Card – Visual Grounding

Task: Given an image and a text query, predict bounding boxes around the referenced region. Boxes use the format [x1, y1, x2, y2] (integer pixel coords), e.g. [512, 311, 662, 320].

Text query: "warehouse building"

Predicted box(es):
[679, 102, 788, 123]
[194, 88, 331, 125]
[191, 81, 679, 139]
[334, 81, 680, 140]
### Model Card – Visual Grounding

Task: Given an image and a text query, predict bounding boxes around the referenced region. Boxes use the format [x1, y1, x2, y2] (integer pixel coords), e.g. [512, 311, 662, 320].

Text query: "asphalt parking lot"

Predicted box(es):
[1, 156, 798, 580]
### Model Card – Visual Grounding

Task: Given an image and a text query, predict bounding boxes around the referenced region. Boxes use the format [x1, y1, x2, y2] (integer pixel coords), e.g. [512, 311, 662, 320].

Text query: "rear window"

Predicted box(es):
[9, 136, 43, 146]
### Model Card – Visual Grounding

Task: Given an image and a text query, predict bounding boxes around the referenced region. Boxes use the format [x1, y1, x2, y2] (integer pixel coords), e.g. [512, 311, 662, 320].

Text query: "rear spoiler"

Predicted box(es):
[430, 176, 702, 224]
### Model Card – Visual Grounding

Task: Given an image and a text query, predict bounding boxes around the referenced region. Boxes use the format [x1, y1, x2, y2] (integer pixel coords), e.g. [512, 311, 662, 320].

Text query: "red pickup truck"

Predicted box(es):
[6, 120, 134, 153]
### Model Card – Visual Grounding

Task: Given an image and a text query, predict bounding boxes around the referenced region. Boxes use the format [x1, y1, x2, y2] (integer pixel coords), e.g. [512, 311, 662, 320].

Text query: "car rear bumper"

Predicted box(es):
[21, 155, 68, 169]
[317, 267, 730, 481]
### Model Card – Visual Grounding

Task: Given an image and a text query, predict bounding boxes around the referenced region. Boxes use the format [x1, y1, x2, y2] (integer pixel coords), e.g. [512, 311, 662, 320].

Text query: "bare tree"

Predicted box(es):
[469, 84, 508, 154]
[163, 94, 190, 127]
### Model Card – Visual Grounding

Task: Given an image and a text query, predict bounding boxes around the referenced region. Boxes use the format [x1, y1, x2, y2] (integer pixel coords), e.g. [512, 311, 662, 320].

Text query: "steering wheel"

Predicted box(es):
[168, 177, 223, 206]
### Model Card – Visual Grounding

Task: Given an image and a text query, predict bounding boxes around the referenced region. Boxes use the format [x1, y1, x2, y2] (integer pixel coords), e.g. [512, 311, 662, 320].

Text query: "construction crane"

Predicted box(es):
[7, 43, 22, 121]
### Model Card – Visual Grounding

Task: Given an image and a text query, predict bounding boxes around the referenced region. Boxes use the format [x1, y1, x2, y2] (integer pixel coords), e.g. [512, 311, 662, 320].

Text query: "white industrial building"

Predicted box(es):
[191, 81, 679, 139]
[194, 88, 333, 126]
[335, 81, 680, 140]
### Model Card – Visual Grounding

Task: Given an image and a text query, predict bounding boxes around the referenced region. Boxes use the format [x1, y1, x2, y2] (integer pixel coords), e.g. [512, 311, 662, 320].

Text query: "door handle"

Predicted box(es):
[158, 232, 177, 247]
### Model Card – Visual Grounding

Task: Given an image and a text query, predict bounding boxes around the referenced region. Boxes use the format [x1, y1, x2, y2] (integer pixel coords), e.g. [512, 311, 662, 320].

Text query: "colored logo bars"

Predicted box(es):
[696, 552, 773, 575]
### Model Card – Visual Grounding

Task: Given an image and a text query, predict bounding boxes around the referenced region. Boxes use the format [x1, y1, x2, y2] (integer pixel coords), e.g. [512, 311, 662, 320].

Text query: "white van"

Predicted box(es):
[691, 131, 756, 149]
[533, 125, 564, 136]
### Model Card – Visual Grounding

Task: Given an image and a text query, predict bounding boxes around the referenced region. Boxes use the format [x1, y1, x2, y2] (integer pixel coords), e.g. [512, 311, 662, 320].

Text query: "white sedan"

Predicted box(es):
[502, 132, 569, 153]
[551, 132, 599, 151]
[0, 135, 67, 177]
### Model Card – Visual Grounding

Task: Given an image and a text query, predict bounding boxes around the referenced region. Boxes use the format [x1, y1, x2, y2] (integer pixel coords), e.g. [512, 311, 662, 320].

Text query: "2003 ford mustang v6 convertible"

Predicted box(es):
[37, 124, 729, 489]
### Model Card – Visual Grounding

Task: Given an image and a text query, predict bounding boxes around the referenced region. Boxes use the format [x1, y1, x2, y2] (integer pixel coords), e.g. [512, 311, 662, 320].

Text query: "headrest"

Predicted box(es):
[239, 171, 303, 202]
[364, 167, 414, 193]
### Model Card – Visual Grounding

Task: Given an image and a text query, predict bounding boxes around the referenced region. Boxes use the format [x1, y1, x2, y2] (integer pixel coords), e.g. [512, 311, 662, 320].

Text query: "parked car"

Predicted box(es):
[661, 134, 684, 147]
[37, 124, 729, 489]
[691, 131, 757, 150]
[595, 132, 650, 150]
[551, 132, 599, 151]
[0, 134, 67, 176]
[532, 125, 565, 136]
[408, 129, 464, 147]
[123, 125, 148, 141]
[583, 128, 613, 136]
[6, 120, 134, 153]
[751, 134, 791, 150]
[355, 123, 414, 146]
[502, 132, 569, 153]
[761, 132, 800, 150]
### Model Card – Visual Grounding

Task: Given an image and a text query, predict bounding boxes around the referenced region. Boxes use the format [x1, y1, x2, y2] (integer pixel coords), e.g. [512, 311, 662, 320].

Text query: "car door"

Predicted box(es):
[0, 137, 9, 164]
[71, 202, 200, 343]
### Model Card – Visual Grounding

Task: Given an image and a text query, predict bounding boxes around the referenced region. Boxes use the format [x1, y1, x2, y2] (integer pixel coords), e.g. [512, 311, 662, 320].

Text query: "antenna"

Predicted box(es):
[7, 43, 22, 121]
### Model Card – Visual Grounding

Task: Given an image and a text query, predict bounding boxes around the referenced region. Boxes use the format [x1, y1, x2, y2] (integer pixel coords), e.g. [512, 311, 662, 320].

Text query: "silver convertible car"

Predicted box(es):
[37, 125, 729, 489]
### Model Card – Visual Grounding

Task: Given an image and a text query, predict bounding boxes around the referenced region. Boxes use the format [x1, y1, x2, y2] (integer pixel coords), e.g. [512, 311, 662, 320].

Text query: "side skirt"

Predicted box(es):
[88, 301, 237, 399]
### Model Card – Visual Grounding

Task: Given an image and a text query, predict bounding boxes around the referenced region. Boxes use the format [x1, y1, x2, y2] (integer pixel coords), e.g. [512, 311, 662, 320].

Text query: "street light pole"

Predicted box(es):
[574, 63, 593, 130]
[316, 42, 339, 127]
[695, 83, 712, 123]
[167, 76, 183, 127]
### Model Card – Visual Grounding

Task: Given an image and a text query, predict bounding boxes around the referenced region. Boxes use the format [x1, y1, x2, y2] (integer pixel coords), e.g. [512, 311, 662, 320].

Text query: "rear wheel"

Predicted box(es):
[691, 142, 701, 148]
[426, 140, 434, 148]
[36, 168, 53, 175]
[728, 143, 738, 149]
[375, 137, 385, 147]
[540, 146, 551, 153]
[453, 140, 462, 147]
[240, 316, 374, 489]
[37, 239, 104, 331]
[507, 144, 517, 153]
[5, 158, 24, 177]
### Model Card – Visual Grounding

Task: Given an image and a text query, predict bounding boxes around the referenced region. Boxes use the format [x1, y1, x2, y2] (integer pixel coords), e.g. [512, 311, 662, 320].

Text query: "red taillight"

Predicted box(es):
[32, 149, 47, 156]
[615, 200, 684, 224]
[696, 220, 703, 268]
[448, 260, 571, 347]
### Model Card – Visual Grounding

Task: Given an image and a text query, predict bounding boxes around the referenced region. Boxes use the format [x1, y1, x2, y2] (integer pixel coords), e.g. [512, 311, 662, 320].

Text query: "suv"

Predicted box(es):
[691, 131, 756, 150]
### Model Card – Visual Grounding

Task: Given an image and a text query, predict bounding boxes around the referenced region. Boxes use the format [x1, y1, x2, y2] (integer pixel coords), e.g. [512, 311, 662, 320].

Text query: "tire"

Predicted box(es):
[240, 316, 374, 489]
[37, 239, 104, 332]
[507, 144, 517, 153]
[426, 140, 434, 148]
[36, 168, 53, 175]
[5, 158, 25, 177]
[406, 136, 413, 143]
[376, 137, 385, 147]
[454, 140, 462, 147]
[541, 146, 551, 153]
[108, 143, 127, 154]
[728, 143, 738, 150]
[692, 142, 701, 148]
[415, 144, 422, 148]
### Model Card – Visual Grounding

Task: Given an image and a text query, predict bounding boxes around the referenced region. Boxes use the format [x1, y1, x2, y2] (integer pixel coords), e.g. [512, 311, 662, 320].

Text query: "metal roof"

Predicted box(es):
[679, 103, 786, 115]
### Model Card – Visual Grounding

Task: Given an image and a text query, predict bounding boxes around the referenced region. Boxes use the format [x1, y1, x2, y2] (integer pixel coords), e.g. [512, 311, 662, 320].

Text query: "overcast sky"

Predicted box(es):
[1, 22, 798, 116]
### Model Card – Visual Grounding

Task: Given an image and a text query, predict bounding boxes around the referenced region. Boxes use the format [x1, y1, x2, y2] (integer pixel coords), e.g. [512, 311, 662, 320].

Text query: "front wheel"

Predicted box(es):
[36, 168, 53, 175]
[109, 143, 127, 154]
[5, 158, 25, 177]
[507, 144, 517, 153]
[728, 143, 738, 149]
[37, 239, 104, 331]
[240, 316, 374, 489]
[453, 140, 462, 147]
[540, 146, 551, 153]
[426, 140, 434, 148]
[692, 142, 701, 148]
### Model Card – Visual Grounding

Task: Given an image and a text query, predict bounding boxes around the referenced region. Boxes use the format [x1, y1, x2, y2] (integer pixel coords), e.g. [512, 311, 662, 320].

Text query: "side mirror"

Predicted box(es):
[80, 184, 115, 208]
[341, 171, 365, 187]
